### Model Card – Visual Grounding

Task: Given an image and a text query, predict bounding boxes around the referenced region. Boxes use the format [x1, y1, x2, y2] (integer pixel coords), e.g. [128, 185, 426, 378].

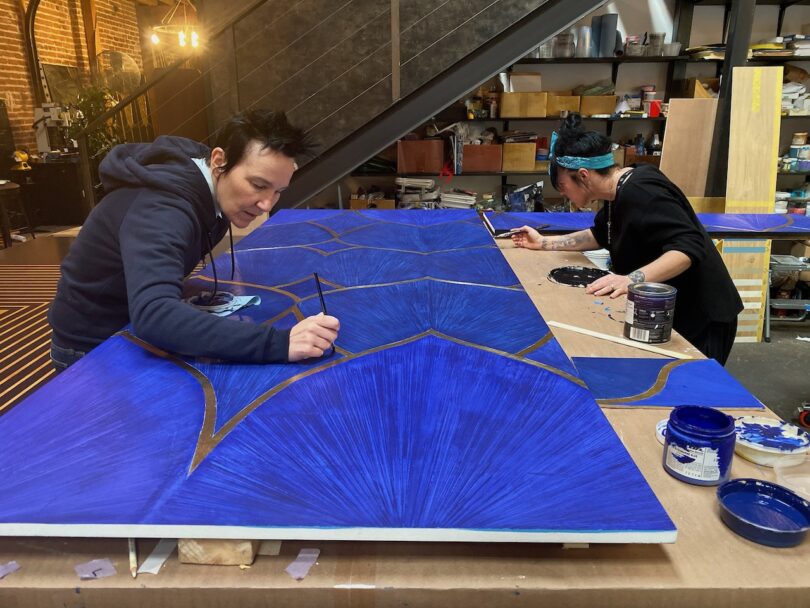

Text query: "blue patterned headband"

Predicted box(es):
[549, 131, 615, 171]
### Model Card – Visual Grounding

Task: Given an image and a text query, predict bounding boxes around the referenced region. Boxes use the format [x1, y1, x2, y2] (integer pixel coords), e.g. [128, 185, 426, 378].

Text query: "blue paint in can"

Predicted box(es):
[624, 282, 677, 344]
[663, 406, 736, 486]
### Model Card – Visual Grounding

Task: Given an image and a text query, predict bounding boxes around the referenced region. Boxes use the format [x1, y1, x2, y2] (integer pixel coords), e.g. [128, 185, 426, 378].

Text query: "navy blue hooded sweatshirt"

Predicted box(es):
[48, 136, 291, 362]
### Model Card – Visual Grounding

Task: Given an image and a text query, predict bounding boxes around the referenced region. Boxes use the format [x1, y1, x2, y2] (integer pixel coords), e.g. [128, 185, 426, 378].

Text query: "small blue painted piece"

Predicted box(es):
[717, 479, 810, 548]
[663, 406, 736, 486]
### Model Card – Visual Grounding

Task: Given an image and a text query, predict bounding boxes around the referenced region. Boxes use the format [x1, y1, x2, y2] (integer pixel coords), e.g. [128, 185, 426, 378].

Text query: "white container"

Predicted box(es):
[734, 416, 810, 467]
[583, 248, 611, 270]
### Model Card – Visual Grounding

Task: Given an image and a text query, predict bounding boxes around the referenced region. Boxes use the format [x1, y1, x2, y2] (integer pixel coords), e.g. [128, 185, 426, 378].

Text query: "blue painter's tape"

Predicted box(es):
[721, 246, 768, 254]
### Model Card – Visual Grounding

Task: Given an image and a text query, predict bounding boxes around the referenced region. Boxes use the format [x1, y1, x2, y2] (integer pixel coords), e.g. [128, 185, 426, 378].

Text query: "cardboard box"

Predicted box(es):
[462, 144, 502, 173]
[397, 140, 445, 174]
[580, 95, 618, 116]
[502, 143, 537, 172]
[683, 77, 720, 99]
[509, 72, 542, 92]
[624, 147, 661, 168]
[349, 198, 396, 210]
[790, 240, 810, 280]
[500, 92, 547, 118]
[546, 95, 581, 116]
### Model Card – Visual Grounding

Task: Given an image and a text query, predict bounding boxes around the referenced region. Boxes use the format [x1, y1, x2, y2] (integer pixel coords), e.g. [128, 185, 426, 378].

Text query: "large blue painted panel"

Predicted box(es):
[572, 357, 764, 408]
[488, 211, 810, 237]
[0, 210, 676, 541]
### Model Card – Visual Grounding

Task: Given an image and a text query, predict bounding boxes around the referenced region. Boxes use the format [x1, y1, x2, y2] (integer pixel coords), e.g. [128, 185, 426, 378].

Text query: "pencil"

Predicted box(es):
[313, 272, 327, 315]
[128, 538, 137, 578]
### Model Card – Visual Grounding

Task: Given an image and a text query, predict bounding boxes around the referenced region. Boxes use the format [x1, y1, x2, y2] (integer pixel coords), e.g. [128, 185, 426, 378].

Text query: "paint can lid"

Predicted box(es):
[735, 416, 810, 454]
[717, 478, 810, 547]
[628, 282, 677, 297]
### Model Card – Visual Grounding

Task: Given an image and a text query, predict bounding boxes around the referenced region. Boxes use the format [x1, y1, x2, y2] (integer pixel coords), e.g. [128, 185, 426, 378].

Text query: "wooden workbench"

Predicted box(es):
[0, 247, 805, 608]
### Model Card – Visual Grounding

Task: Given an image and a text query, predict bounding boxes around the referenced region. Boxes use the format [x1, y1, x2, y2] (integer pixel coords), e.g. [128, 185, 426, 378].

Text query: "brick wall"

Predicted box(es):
[0, 0, 144, 151]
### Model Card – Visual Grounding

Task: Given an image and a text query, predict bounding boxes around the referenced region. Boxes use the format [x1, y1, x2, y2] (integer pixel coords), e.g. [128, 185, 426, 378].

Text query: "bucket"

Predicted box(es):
[624, 282, 677, 343]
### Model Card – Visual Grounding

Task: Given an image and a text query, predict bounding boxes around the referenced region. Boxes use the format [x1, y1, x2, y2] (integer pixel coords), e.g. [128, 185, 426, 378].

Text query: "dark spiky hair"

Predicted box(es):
[213, 109, 317, 173]
[549, 113, 617, 189]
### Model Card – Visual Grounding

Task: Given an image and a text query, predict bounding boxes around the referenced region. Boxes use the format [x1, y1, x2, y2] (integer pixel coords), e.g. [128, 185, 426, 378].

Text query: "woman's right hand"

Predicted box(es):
[288, 313, 340, 361]
[511, 226, 542, 250]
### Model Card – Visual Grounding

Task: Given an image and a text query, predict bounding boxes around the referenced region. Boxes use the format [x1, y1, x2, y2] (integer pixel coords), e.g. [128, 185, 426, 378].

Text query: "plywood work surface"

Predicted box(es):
[0, 408, 806, 608]
[497, 243, 703, 359]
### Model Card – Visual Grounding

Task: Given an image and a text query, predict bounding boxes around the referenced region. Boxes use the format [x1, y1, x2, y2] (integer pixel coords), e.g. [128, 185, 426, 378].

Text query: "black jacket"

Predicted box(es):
[590, 164, 743, 342]
[48, 136, 290, 362]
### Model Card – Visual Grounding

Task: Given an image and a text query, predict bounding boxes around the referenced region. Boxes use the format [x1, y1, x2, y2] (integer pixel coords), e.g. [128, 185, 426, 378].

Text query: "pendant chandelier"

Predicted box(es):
[150, 0, 200, 48]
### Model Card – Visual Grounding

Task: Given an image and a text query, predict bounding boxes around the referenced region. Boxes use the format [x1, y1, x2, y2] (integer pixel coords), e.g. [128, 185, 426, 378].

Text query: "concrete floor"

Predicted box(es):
[726, 322, 808, 423]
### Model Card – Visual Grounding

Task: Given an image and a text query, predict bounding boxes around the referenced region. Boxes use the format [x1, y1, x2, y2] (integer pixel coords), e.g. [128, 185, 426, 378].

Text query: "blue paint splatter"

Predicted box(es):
[673, 453, 696, 464]
[737, 421, 810, 451]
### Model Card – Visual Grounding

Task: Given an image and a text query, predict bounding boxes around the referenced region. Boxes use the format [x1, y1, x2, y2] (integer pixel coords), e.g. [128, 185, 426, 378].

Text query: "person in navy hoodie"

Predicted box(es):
[48, 109, 339, 372]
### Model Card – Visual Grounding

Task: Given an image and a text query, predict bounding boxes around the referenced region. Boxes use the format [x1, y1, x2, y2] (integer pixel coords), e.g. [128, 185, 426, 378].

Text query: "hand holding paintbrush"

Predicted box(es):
[287, 273, 340, 361]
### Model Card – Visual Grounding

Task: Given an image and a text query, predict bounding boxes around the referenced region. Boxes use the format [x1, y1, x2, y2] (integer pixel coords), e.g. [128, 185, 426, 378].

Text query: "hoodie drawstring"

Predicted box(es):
[228, 224, 235, 281]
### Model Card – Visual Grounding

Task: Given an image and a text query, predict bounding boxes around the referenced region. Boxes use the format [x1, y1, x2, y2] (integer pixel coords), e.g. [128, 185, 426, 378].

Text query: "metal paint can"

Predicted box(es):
[624, 282, 677, 343]
[663, 406, 736, 486]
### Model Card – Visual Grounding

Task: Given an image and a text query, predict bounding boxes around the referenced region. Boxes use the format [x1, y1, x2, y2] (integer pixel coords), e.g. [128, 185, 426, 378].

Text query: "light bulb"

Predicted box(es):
[178, 31, 186, 47]
[150, 33, 160, 45]
[191, 31, 199, 48]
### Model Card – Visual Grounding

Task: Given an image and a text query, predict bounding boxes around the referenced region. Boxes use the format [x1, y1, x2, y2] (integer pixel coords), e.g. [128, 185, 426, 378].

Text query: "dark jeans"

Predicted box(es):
[50, 339, 87, 374]
[688, 317, 738, 365]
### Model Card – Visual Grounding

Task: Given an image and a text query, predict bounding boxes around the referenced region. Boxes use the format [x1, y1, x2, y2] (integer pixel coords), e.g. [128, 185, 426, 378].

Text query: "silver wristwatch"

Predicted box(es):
[628, 270, 646, 284]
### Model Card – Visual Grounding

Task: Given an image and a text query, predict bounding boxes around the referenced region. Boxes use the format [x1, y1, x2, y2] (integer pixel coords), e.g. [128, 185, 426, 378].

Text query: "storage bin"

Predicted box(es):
[462, 144, 503, 173]
[547, 95, 581, 116]
[500, 92, 547, 118]
[397, 140, 445, 174]
[580, 95, 618, 116]
[502, 143, 537, 172]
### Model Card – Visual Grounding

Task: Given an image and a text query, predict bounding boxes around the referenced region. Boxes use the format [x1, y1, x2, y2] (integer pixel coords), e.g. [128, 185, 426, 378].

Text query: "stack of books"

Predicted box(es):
[395, 177, 440, 209]
[441, 188, 477, 209]
[501, 130, 538, 144]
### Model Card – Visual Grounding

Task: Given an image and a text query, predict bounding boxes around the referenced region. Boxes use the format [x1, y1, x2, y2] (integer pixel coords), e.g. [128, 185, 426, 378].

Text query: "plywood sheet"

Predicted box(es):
[724, 68, 781, 342]
[659, 98, 718, 199]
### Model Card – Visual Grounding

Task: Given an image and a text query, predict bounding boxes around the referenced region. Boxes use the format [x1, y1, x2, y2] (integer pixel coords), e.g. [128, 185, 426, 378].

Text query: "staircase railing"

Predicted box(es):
[75, 0, 270, 215]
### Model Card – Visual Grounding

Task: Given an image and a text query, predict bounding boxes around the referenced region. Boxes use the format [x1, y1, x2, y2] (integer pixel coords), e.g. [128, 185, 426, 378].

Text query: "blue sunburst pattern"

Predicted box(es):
[0, 210, 675, 542]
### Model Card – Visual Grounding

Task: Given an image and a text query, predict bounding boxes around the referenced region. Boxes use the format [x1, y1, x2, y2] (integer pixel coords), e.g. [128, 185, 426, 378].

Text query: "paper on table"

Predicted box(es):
[0, 560, 20, 579]
[75, 558, 117, 580]
[285, 548, 319, 581]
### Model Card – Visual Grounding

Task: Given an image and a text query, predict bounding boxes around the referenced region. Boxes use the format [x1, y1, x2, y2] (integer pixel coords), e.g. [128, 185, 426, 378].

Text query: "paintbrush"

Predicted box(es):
[313, 273, 334, 357]
[313, 272, 327, 315]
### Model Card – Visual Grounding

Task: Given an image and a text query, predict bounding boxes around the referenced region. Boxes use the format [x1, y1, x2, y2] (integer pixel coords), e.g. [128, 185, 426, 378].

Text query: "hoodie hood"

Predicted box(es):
[99, 135, 216, 226]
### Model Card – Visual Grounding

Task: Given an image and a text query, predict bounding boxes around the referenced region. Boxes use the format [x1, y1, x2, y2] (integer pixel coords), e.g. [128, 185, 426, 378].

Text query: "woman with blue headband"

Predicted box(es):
[511, 114, 742, 364]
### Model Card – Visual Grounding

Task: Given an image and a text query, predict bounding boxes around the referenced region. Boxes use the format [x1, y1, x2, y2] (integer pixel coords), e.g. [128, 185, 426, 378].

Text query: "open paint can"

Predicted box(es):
[663, 406, 736, 486]
[624, 282, 676, 343]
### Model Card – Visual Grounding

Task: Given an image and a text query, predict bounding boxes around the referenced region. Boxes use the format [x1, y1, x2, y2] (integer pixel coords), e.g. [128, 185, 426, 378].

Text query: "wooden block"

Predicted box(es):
[178, 539, 260, 566]
[660, 98, 718, 198]
[397, 140, 444, 174]
[502, 143, 537, 172]
[461, 144, 502, 173]
[546, 95, 581, 116]
[500, 92, 547, 118]
[580, 95, 617, 116]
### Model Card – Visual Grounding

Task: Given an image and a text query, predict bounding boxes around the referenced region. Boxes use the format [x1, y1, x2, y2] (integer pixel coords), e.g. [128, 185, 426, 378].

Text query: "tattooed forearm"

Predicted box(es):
[539, 230, 594, 251]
